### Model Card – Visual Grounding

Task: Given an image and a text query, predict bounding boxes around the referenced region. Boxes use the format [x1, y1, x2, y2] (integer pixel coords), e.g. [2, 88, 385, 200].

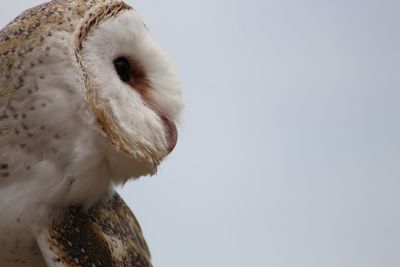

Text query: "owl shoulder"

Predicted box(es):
[36, 191, 152, 267]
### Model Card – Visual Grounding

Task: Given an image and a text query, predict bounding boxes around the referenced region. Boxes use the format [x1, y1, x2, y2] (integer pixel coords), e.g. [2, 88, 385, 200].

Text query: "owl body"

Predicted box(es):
[0, 1, 183, 266]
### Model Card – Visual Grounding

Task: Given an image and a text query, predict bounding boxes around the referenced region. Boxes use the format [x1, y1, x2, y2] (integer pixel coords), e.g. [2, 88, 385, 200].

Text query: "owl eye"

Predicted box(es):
[114, 57, 131, 82]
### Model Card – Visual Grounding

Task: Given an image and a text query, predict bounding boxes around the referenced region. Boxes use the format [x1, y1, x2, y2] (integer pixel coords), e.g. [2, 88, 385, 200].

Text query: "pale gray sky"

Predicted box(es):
[2, 1, 400, 267]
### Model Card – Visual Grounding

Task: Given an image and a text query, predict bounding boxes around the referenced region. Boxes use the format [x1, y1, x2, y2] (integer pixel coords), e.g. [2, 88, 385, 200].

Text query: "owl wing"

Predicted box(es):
[35, 191, 152, 267]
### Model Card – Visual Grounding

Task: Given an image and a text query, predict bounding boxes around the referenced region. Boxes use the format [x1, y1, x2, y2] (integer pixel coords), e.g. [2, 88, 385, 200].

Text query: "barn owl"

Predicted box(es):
[0, 0, 183, 266]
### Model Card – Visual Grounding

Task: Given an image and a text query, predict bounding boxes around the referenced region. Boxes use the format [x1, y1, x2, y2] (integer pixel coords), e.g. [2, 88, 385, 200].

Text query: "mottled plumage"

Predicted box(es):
[0, 0, 183, 266]
[37, 192, 152, 267]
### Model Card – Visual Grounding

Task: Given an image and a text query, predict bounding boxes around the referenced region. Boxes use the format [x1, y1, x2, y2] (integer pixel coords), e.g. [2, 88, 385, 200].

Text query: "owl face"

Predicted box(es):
[0, 0, 184, 208]
[78, 5, 184, 181]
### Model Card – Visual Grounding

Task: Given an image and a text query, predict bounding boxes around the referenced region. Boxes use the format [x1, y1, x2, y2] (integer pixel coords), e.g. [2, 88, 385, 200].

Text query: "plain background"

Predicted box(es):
[2, 1, 400, 267]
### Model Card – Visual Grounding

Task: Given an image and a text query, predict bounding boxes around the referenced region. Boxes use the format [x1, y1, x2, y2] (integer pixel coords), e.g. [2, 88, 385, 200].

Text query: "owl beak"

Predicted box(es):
[161, 115, 178, 154]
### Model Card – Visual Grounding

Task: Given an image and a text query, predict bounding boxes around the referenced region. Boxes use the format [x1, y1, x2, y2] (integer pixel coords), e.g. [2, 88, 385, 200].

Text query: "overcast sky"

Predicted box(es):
[2, 1, 400, 267]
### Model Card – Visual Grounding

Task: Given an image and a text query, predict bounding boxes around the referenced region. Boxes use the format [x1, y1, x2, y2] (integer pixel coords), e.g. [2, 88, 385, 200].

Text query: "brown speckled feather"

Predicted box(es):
[37, 192, 152, 267]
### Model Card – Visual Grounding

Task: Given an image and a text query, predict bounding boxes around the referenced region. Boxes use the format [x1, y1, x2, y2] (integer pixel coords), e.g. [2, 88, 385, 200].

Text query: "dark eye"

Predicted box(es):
[114, 57, 131, 82]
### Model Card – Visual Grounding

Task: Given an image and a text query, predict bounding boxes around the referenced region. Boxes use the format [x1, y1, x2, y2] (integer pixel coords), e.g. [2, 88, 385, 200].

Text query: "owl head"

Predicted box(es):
[74, 1, 184, 180]
[0, 0, 184, 208]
